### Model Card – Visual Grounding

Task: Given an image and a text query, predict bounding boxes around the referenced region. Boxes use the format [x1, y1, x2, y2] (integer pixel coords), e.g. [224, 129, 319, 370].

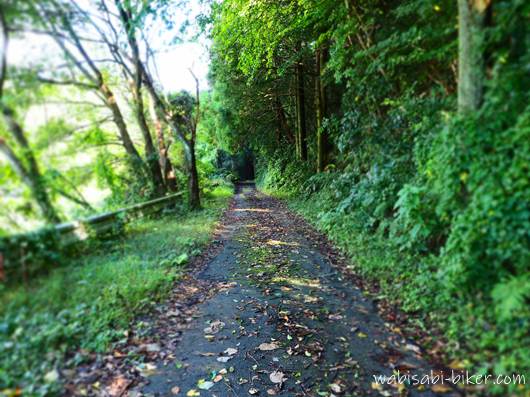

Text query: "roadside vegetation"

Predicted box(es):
[0, 185, 232, 395]
[206, 0, 529, 394]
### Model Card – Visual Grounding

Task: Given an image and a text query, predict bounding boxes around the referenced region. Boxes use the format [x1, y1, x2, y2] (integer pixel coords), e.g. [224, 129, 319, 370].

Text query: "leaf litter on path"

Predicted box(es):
[66, 187, 462, 397]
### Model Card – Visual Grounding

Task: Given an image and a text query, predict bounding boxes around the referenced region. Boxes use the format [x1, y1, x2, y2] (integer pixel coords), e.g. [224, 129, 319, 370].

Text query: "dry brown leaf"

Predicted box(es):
[203, 320, 225, 334]
[107, 376, 131, 397]
[431, 384, 453, 393]
[258, 342, 280, 351]
[197, 352, 215, 357]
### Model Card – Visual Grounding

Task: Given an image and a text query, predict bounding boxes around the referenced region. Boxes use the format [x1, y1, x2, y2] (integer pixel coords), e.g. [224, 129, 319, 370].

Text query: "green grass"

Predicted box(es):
[0, 185, 233, 396]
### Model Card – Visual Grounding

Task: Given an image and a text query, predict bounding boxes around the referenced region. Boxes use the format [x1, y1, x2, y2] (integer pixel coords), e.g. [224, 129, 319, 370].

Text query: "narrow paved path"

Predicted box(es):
[70, 184, 459, 397]
[135, 184, 456, 397]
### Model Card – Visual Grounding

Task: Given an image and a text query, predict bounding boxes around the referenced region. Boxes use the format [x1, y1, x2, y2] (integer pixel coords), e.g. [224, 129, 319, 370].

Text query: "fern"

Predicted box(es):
[492, 275, 530, 321]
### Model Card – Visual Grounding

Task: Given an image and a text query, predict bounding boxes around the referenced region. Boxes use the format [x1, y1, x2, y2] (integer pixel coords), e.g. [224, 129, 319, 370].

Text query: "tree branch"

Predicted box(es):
[37, 76, 98, 89]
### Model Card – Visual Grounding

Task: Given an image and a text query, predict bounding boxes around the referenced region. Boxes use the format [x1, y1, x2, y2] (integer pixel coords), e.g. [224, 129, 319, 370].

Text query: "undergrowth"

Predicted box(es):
[257, 145, 529, 396]
[0, 185, 233, 396]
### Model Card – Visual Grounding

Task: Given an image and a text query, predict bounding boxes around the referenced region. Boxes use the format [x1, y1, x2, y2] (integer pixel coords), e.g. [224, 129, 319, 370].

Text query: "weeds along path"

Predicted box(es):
[68, 184, 458, 397]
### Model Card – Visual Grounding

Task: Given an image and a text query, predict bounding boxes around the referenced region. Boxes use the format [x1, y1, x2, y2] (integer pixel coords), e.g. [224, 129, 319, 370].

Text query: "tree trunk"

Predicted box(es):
[0, 10, 59, 223]
[457, 0, 490, 113]
[187, 139, 201, 209]
[315, 48, 328, 172]
[114, 1, 165, 196]
[132, 86, 166, 196]
[149, 98, 177, 191]
[274, 95, 294, 144]
[99, 83, 147, 181]
[116, 0, 200, 206]
[295, 51, 308, 161]
[0, 108, 60, 223]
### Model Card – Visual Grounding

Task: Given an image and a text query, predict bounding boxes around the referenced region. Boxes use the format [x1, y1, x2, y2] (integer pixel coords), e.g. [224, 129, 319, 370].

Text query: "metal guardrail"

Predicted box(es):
[53, 191, 184, 244]
[0, 192, 184, 283]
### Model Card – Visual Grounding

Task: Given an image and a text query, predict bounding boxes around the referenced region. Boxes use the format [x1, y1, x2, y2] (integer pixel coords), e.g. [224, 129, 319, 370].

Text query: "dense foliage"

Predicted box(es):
[0, 0, 213, 234]
[206, 0, 529, 393]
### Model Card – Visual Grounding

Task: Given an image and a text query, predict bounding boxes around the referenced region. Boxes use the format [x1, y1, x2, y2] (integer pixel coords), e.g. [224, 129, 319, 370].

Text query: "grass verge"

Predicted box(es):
[0, 185, 233, 396]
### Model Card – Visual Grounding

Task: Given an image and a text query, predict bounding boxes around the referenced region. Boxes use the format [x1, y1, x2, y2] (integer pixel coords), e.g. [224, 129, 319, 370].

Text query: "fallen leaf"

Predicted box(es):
[197, 352, 215, 357]
[328, 314, 343, 321]
[213, 374, 223, 383]
[224, 348, 238, 356]
[197, 380, 214, 391]
[431, 384, 453, 393]
[266, 389, 277, 395]
[203, 320, 225, 335]
[371, 382, 391, 397]
[357, 332, 368, 338]
[395, 361, 417, 371]
[137, 363, 157, 377]
[258, 342, 280, 351]
[448, 359, 467, 370]
[329, 383, 343, 394]
[269, 371, 286, 384]
[248, 387, 259, 395]
[186, 389, 200, 397]
[217, 356, 232, 363]
[107, 376, 131, 397]
[171, 386, 181, 395]
[140, 343, 161, 353]
[405, 343, 421, 354]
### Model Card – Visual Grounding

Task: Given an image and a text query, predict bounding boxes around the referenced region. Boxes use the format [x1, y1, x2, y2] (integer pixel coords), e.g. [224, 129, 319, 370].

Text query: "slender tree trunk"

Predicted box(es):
[458, 0, 490, 112]
[187, 139, 200, 209]
[149, 99, 177, 191]
[315, 48, 328, 172]
[274, 95, 294, 144]
[143, 73, 201, 207]
[292, 83, 300, 157]
[0, 9, 59, 223]
[38, 6, 149, 189]
[295, 49, 308, 161]
[0, 109, 60, 223]
[115, 0, 200, 205]
[132, 86, 166, 196]
[99, 83, 147, 181]
[115, 1, 165, 196]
